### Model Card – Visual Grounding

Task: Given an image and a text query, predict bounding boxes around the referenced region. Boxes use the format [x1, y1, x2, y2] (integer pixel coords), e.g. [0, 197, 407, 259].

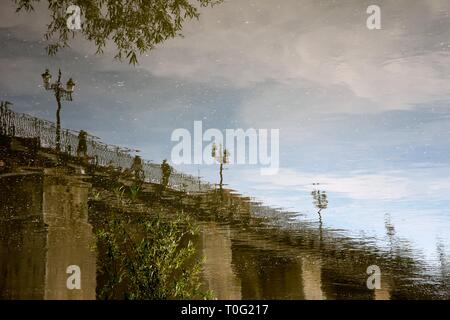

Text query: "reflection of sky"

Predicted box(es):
[1, 0, 450, 267]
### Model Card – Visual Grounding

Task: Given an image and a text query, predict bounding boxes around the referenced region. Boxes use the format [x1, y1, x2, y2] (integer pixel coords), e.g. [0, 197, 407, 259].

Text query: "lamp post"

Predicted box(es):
[211, 143, 229, 190]
[41, 68, 75, 152]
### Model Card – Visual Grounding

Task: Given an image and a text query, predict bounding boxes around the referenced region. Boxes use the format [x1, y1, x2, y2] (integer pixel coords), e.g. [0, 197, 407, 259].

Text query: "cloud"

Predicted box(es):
[136, 0, 450, 114]
[3, 0, 450, 114]
[239, 167, 450, 201]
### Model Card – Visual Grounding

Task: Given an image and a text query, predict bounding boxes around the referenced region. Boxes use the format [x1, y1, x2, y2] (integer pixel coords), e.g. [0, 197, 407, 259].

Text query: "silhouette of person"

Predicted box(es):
[77, 130, 88, 158]
[160, 159, 171, 189]
[131, 155, 145, 182]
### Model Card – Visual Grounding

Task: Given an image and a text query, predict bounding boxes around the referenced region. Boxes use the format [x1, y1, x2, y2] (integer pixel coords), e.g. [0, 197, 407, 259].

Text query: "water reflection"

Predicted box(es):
[1, 0, 450, 301]
[42, 169, 96, 299]
[188, 188, 448, 299]
[1, 167, 449, 299]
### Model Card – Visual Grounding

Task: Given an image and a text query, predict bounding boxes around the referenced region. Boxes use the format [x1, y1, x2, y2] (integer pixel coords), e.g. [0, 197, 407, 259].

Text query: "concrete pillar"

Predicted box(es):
[200, 222, 242, 299]
[42, 170, 96, 300]
[301, 255, 326, 300]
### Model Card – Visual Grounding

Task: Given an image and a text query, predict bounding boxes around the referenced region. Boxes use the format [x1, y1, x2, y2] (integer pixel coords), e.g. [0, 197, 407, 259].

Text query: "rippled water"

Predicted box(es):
[1, 170, 448, 299]
[1, 0, 450, 300]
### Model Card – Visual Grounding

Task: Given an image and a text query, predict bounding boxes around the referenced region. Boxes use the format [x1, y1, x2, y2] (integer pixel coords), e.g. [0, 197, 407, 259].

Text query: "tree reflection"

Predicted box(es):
[14, 0, 223, 65]
[160, 159, 172, 190]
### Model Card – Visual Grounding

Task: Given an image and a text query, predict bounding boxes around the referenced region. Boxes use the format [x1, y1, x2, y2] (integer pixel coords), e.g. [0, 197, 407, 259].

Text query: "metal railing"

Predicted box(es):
[0, 102, 211, 192]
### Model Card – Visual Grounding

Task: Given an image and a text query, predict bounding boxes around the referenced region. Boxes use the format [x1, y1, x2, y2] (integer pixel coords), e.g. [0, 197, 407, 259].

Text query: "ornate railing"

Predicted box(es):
[0, 102, 211, 192]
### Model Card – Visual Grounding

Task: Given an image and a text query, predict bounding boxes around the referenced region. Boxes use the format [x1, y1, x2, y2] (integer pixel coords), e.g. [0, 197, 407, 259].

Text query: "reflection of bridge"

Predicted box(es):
[0, 103, 211, 192]
[2, 104, 448, 300]
[199, 221, 392, 300]
[1, 168, 447, 299]
[162, 188, 448, 300]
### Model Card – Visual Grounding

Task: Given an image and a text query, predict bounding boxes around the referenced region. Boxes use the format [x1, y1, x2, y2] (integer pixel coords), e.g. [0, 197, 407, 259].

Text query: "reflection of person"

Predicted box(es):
[131, 155, 144, 182]
[161, 159, 171, 188]
[77, 130, 88, 157]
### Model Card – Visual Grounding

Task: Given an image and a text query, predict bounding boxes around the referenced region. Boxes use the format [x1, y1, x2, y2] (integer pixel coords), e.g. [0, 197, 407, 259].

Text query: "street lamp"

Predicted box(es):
[211, 143, 229, 190]
[41, 68, 76, 152]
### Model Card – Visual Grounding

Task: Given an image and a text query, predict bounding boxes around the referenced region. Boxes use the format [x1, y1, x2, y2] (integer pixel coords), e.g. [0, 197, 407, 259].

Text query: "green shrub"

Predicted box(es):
[95, 208, 212, 300]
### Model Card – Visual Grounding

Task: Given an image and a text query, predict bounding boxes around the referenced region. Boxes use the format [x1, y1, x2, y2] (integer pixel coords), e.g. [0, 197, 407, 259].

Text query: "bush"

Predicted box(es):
[95, 207, 212, 300]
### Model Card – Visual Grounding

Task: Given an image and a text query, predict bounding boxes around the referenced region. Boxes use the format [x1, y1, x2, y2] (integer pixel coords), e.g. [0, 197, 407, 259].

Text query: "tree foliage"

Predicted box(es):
[96, 210, 209, 299]
[91, 185, 212, 300]
[14, 0, 222, 65]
